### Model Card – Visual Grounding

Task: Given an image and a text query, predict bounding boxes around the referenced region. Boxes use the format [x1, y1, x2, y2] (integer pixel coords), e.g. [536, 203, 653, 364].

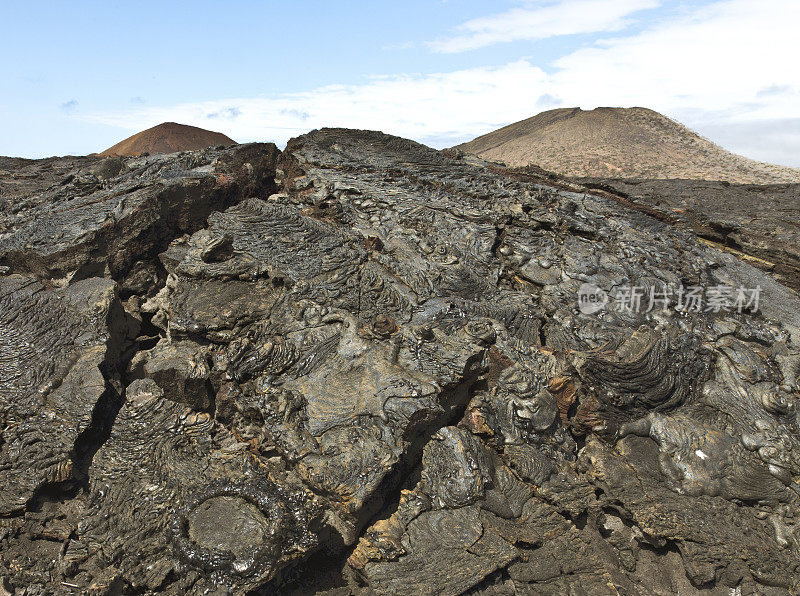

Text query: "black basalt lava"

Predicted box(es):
[1, 130, 800, 594]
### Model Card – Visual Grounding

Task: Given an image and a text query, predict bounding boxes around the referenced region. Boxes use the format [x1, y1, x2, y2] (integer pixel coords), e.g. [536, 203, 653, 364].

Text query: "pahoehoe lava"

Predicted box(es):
[1, 128, 799, 594]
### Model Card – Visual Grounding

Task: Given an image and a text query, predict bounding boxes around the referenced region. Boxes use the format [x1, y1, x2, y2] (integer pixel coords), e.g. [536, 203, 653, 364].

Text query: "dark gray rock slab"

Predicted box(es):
[1, 128, 799, 594]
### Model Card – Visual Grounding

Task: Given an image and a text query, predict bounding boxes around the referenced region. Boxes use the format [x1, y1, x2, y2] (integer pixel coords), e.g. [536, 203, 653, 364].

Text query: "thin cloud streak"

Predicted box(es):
[428, 0, 660, 53]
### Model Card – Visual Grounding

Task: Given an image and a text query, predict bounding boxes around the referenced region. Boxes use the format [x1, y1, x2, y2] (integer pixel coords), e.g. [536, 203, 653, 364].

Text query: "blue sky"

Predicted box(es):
[2, 0, 799, 166]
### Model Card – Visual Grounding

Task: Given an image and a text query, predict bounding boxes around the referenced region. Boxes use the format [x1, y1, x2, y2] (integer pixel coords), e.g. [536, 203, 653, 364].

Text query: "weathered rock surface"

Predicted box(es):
[575, 177, 800, 292]
[0, 275, 125, 515]
[0, 142, 278, 283]
[1, 128, 800, 594]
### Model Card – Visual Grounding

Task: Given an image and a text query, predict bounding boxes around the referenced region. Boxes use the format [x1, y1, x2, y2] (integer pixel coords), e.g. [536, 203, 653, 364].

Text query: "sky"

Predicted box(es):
[2, 0, 799, 166]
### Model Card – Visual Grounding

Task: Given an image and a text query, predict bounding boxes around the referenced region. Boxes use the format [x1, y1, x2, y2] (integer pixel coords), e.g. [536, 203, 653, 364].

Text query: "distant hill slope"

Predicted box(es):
[455, 107, 800, 184]
[100, 122, 236, 156]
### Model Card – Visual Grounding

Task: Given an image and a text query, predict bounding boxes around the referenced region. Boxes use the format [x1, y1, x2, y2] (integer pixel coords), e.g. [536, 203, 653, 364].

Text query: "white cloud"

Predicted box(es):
[428, 0, 660, 53]
[693, 119, 800, 168]
[86, 0, 800, 166]
[86, 61, 554, 149]
[549, 0, 800, 120]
